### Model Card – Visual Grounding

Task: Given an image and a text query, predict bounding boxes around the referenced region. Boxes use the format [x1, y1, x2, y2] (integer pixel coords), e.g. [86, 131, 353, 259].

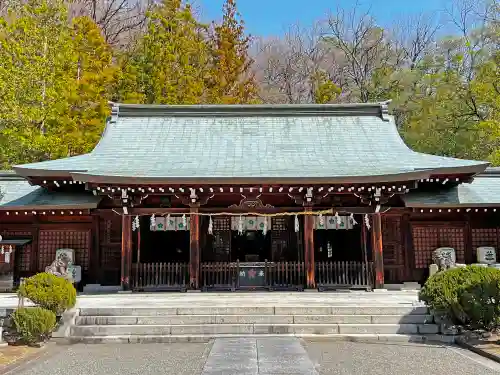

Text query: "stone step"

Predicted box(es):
[67, 333, 455, 345]
[70, 323, 440, 336]
[78, 306, 429, 317]
[76, 314, 434, 326]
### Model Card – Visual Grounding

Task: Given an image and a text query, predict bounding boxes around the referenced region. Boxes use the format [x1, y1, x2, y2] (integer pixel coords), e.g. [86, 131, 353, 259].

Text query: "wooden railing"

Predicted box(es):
[315, 261, 374, 291]
[132, 262, 189, 292]
[266, 261, 305, 291]
[201, 262, 239, 291]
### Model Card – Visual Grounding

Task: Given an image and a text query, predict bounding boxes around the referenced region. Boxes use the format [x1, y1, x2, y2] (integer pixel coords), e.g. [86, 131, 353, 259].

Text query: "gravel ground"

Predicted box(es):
[304, 341, 500, 375]
[11, 340, 500, 375]
[13, 343, 211, 375]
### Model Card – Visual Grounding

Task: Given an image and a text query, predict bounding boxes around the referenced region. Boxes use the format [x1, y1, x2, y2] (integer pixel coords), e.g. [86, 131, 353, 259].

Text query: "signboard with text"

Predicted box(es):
[238, 265, 266, 288]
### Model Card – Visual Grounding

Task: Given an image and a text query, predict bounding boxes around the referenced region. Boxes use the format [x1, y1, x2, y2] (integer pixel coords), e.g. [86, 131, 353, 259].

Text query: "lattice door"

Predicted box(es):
[382, 216, 403, 266]
[100, 218, 122, 271]
[212, 217, 231, 261]
[0, 230, 32, 272]
[38, 230, 91, 272]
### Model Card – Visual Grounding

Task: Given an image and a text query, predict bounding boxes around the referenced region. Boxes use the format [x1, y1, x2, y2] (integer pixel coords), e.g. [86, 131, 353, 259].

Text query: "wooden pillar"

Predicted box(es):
[303, 206, 315, 289]
[121, 215, 132, 291]
[90, 214, 100, 283]
[189, 207, 200, 289]
[372, 213, 384, 288]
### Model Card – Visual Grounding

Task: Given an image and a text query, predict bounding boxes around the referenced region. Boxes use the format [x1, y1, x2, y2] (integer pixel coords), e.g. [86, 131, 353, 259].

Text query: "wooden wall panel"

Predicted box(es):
[411, 224, 465, 268]
[471, 228, 499, 261]
[0, 229, 33, 272]
[99, 216, 122, 285]
[38, 230, 91, 272]
[382, 215, 405, 283]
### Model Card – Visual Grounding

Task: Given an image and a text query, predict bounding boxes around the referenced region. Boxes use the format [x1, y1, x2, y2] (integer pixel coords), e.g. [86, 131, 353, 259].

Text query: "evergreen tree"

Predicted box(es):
[0, 0, 117, 167]
[207, 0, 259, 104]
[116, 0, 210, 104]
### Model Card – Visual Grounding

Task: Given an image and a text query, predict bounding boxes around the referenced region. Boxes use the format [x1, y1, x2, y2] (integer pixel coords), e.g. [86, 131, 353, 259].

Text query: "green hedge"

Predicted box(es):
[419, 265, 500, 330]
[12, 307, 56, 344]
[18, 273, 76, 315]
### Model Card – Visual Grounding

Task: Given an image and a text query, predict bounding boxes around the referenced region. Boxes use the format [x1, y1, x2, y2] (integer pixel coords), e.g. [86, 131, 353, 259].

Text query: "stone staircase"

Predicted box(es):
[68, 304, 450, 344]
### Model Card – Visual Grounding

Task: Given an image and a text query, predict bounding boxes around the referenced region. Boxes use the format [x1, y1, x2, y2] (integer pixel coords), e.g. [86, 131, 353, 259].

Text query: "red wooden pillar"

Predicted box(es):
[372, 213, 384, 288]
[121, 215, 132, 291]
[303, 207, 315, 289]
[189, 207, 200, 289]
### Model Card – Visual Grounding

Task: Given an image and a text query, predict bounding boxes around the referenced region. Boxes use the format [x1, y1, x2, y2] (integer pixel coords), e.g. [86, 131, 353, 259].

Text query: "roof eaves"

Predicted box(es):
[70, 169, 434, 185]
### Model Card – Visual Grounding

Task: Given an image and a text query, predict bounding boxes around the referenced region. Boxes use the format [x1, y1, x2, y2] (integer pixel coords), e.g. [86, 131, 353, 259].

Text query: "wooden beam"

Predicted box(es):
[372, 213, 384, 288]
[121, 215, 132, 291]
[117, 206, 400, 215]
[189, 207, 200, 290]
[303, 207, 315, 289]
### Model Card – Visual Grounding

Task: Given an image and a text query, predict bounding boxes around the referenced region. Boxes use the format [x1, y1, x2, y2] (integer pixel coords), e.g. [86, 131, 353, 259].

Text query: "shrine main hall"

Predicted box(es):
[0, 101, 499, 292]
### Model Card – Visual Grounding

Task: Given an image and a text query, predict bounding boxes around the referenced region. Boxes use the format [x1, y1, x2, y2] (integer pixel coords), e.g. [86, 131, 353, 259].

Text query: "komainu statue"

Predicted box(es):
[432, 248, 456, 271]
[45, 252, 72, 279]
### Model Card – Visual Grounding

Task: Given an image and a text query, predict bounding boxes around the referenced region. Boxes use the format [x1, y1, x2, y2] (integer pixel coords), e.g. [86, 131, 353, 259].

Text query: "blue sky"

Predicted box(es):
[195, 0, 451, 36]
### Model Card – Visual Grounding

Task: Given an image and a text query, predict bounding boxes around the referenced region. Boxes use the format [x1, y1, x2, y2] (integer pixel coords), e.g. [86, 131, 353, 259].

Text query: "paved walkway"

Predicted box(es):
[12, 339, 500, 375]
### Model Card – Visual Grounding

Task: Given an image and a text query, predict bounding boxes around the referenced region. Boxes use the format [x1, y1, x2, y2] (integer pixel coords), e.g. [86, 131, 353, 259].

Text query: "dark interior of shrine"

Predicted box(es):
[314, 216, 364, 262]
[230, 231, 271, 262]
[135, 217, 190, 263]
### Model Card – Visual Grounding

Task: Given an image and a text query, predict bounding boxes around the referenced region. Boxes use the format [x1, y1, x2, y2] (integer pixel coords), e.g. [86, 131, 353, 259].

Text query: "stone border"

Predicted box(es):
[456, 336, 500, 365]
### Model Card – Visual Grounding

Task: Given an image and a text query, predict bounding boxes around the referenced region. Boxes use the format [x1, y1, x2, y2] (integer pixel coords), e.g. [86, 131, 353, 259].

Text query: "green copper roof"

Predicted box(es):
[14, 102, 489, 183]
[0, 172, 101, 210]
[403, 172, 500, 208]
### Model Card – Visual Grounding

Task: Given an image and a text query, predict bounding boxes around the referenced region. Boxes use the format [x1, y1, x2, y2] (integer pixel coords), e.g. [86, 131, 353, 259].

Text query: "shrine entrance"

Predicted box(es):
[313, 214, 373, 290]
[200, 215, 304, 291]
[131, 216, 190, 291]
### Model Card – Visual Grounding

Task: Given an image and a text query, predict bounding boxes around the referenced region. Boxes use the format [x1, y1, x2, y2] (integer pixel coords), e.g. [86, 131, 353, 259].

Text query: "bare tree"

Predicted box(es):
[68, 0, 153, 47]
[391, 13, 441, 69]
[321, 2, 398, 103]
[252, 23, 343, 104]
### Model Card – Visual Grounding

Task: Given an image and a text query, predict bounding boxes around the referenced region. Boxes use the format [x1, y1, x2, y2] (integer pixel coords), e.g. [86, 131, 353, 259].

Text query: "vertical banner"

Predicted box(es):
[256, 216, 270, 231]
[165, 216, 176, 231]
[315, 216, 327, 230]
[152, 216, 165, 231]
[175, 216, 190, 231]
[245, 216, 258, 231]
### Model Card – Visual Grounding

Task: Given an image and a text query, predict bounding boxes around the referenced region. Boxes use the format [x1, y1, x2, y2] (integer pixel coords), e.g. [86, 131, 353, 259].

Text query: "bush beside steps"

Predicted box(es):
[7, 272, 77, 346]
[419, 265, 500, 333]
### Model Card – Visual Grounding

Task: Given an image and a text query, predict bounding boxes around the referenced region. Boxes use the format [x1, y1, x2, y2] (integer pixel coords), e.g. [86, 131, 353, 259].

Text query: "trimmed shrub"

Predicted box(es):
[460, 272, 500, 330]
[18, 273, 76, 315]
[12, 307, 56, 344]
[419, 265, 500, 330]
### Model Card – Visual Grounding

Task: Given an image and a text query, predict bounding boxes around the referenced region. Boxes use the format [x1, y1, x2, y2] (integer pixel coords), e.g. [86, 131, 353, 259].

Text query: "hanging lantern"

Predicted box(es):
[238, 215, 244, 235]
[349, 213, 358, 226]
[294, 215, 300, 232]
[319, 213, 325, 226]
[208, 215, 213, 235]
[150, 214, 156, 229]
[364, 214, 371, 230]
